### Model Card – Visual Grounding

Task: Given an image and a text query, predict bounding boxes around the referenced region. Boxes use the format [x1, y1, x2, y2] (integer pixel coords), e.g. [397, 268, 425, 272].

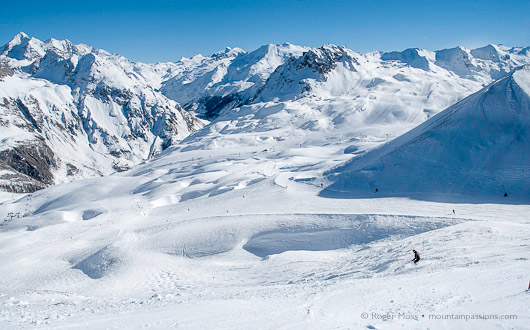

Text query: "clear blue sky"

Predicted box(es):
[1, 0, 529, 63]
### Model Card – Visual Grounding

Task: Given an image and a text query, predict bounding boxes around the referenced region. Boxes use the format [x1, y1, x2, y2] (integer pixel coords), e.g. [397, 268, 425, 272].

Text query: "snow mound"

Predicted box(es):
[82, 208, 106, 220]
[243, 214, 460, 258]
[323, 66, 530, 202]
[73, 246, 122, 279]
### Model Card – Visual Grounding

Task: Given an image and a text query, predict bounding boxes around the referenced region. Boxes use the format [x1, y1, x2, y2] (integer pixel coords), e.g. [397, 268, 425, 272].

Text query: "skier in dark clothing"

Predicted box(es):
[412, 250, 420, 264]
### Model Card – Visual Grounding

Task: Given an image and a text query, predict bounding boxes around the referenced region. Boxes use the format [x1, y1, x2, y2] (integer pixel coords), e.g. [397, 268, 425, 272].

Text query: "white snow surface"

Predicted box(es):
[1, 66, 530, 329]
[323, 65, 530, 201]
[1, 34, 529, 329]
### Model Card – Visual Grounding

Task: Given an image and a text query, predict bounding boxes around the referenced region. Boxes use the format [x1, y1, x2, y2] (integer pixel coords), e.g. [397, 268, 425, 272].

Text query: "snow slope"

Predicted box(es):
[0, 66, 529, 329]
[0, 36, 529, 329]
[323, 65, 530, 202]
[0, 142, 528, 329]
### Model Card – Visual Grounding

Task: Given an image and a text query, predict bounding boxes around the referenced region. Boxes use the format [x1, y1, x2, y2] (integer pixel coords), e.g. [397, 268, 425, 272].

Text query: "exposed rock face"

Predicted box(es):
[0, 61, 13, 79]
[0, 141, 56, 192]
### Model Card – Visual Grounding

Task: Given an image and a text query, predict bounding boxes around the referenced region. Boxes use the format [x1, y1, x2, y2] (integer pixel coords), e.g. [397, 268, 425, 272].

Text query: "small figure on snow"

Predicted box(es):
[412, 249, 420, 264]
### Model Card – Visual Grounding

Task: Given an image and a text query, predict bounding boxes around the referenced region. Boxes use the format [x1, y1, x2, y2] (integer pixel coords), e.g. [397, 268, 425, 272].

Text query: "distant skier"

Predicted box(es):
[412, 250, 420, 264]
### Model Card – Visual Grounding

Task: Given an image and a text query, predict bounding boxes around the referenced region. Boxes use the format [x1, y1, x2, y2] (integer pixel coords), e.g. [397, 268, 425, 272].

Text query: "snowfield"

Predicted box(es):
[0, 36, 529, 329]
[0, 171, 528, 329]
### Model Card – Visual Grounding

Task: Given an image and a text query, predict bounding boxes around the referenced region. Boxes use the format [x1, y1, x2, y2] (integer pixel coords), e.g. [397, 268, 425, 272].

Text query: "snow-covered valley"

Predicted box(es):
[0, 33, 529, 329]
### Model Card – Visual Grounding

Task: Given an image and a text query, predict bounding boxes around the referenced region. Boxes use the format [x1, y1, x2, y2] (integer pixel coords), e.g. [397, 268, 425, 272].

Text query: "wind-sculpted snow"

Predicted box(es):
[323, 66, 530, 202]
[242, 214, 460, 258]
[1, 153, 528, 329]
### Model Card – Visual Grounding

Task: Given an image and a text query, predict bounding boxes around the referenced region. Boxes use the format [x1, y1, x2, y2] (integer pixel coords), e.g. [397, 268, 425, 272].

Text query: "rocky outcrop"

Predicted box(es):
[0, 139, 55, 193]
[0, 61, 13, 79]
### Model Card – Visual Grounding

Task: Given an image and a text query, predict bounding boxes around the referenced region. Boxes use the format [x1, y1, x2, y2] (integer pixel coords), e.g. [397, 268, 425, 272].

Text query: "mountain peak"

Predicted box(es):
[470, 44, 507, 62]
[381, 48, 433, 70]
[13, 31, 30, 42]
[2, 32, 44, 60]
[212, 46, 245, 58]
[4, 32, 32, 49]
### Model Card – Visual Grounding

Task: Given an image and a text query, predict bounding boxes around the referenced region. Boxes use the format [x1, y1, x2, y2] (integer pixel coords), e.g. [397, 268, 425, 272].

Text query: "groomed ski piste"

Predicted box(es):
[1, 68, 530, 329]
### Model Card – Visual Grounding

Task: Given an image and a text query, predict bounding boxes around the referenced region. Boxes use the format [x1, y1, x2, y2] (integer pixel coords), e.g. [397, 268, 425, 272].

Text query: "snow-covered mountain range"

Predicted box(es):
[167, 42, 530, 121]
[1, 32, 530, 193]
[0, 33, 204, 192]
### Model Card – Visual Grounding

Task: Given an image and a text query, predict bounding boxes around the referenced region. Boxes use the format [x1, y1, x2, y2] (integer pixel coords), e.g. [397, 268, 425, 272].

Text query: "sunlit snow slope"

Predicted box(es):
[2, 32, 530, 193]
[0, 64, 529, 330]
[323, 65, 530, 202]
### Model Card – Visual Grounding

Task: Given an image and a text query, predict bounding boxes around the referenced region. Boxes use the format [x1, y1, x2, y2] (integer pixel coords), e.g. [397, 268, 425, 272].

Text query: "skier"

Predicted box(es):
[412, 249, 420, 264]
